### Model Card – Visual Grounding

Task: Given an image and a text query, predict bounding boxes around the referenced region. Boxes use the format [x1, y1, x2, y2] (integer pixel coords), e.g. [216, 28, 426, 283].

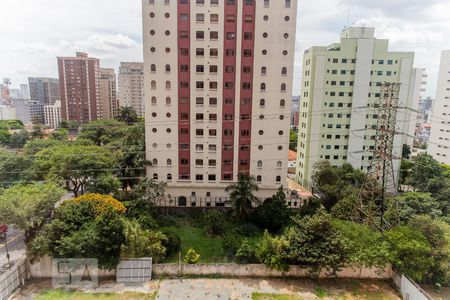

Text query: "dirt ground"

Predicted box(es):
[12, 278, 400, 300]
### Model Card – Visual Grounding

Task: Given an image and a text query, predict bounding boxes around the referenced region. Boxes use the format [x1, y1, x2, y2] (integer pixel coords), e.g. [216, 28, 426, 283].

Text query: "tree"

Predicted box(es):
[8, 130, 30, 148]
[59, 120, 78, 131]
[399, 159, 414, 185]
[87, 174, 121, 195]
[236, 239, 258, 264]
[0, 129, 11, 146]
[120, 219, 166, 262]
[116, 106, 139, 125]
[0, 183, 65, 243]
[78, 119, 127, 146]
[225, 174, 259, 220]
[50, 129, 69, 140]
[385, 226, 432, 282]
[402, 144, 411, 159]
[29, 195, 126, 270]
[23, 139, 64, 155]
[251, 186, 291, 232]
[407, 153, 445, 193]
[284, 209, 349, 276]
[0, 150, 33, 184]
[33, 145, 117, 196]
[408, 216, 450, 285]
[289, 129, 298, 151]
[385, 192, 442, 224]
[333, 220, 389, 269]
[312, 161, 365, 211]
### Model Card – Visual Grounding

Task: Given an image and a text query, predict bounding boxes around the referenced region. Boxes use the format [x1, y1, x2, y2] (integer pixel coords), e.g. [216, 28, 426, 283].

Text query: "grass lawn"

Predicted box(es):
[35, 290, 156, 300]
[252, 293, 303, 300]
[161, 225, 228, 263]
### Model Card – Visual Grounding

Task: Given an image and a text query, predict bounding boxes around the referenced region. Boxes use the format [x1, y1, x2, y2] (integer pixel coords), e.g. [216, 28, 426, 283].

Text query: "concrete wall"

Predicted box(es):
[28, 257, 393, 280]
[152, 263, 393, 279]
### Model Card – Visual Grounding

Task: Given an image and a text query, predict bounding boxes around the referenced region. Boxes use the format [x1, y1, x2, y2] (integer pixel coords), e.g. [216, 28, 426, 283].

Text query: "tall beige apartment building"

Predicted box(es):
[429, 50, 450, 165]
[99, 68, 119, 119]
[118, 62, 145, 116]
[142, 0, 298, 206]
[296, 27, 422, 186]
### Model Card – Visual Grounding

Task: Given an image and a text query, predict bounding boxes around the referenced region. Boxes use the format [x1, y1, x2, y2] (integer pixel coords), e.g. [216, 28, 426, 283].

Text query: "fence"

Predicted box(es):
[0, 259, 28, 300]
[393, 273, 433, 300]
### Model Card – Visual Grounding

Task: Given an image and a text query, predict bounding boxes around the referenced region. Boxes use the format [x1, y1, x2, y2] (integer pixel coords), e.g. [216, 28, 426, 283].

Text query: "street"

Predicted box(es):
[0, 226, 26, 274]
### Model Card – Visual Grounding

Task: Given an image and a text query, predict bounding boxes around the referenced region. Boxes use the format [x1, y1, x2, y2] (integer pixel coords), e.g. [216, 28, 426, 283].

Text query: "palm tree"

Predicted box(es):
[116, 106, 138, 125]
[225, 174, 259, 220]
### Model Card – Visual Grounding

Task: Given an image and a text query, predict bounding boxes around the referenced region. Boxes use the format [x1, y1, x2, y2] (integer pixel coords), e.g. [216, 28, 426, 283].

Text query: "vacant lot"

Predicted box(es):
[34, 290, 156, 300]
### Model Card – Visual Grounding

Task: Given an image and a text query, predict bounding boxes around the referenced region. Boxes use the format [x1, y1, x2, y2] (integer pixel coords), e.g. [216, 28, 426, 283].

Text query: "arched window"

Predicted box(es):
[167, 159, 172, 166]
[165, 81, 171, 89]
[151, 80, 156, 89]
[261, 66, 267, 75]
[281, 83, 286, 91]
[276, 175, 281, 182]
[151, 64, 156, 72]
[167, 173, 172, 180]
[166, 97, 171, 105]
[257, 160, 263, 168]
[257, 175, 262, 182]
[153, 173, 158, 180]
[281, 67, 287, 75]
[151, 96, 157, 104]
[152, 158, 158, 166]
[260, 83, 266, 91]
[165, 64, 171, 72]
[280, 99, 285, 107]
[276, 161, 282, 168]
[260, 99, 265, 107]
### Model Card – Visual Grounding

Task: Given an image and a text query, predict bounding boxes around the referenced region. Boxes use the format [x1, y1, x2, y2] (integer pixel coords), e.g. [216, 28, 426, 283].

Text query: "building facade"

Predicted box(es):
[143, 0, 298, 205]
[99, 68, 119, 119]
[429, 50, 450, 165]
[118, 62, 145, 116]
[57, 52, 100, 123]
[0, 105, 16, 121]
[296, 27, 421, 186]
[291, 96, 300, 128]
[44, 100, 62, 129]
[28, 77, 60, 105]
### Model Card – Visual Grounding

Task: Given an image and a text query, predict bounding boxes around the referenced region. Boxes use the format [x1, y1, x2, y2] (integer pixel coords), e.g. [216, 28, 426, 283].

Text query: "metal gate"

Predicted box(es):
[116, 258, 152, 283]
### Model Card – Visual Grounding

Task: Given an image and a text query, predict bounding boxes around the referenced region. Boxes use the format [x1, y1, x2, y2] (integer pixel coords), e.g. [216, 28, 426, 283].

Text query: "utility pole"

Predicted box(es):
[357, 82, 401, 231]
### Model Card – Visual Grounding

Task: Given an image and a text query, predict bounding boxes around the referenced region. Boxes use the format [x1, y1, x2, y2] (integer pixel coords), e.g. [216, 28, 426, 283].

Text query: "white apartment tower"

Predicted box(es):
[142, 0, 298, 205]
[296, 27, 421, 186]
[44, 100, 62, 129]
[118, 62, 145, 116]
[429, 50, 450, 165]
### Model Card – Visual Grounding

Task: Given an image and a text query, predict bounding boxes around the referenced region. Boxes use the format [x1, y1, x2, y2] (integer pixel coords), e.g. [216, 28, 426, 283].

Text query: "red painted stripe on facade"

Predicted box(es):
[221, 0, 238, 181]
[238, 1, 256, 175]
[178, 0, 191, 180]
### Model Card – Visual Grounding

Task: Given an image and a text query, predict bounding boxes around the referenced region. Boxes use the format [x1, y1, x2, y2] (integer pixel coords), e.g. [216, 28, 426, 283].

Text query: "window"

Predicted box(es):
[226, 32, 235, 40]
[226, 15, 235, 22]
[260, 99, 265, 107]
[196, 14, 205, 22]
[166, 97, 171, 105]
[151, 97, 156, 105]
[180, 48, 189, 55]
[257, 160, 263, 168]
[196, 81, 204, 89]
[210, 31, 219, 40]
[196, 97, 204, 105]
[244, 32, 252, 40]
[196, 0, 204, 4]
[245, 0, 253, 4]
[226, 49, 235, 56]
[196, 175, 203, 181]
[152, 159, 158, 166]
[276, 176, 281, 182]
[209, 114, 217, 121]
[165, 64, 170, 72]
[208, 174, 216, 181]
[281, 83, 286, 91]
[260, 83, 266, 91]
[196, 48, 204, 56]
[209, 98, 218, 106]
[243, 66, 251, 73]
[196, 31, 204, 39]
[167, 174, 172, 180]
[276, 161, 282, 168]
[180, 64, 188, 72]
[153, 173, 158, 180]
[196, 129, 204, 136]
[209, 144, 217, 151]
[243, 82, 251, 89]
[180, 81, 189, 88]
[208, 160, 216, 167]
[167, 159, 172, 166]
[165, 81, 171, 89]
[210, 81, 218, 89]
[196, 113, 204, 120]
[209, 129, 217, 136]
[210, 14, 219, 22]
[196, 65, 204, 73]
[244, 15, 253, 23]
[281, 67, 287, 75]
[280, 99, 285, 107]
[285, 0, 291, 8]
[210, 48, 218, 57]
[264, 0, 270, 6]
[257, 175, 262, 182]
[151, 80, 156, 89]
[151, 64, 156, 72]
[243, 49, 252, 57]
[261, 66, 267, 75]
[225, 66, 234, 73]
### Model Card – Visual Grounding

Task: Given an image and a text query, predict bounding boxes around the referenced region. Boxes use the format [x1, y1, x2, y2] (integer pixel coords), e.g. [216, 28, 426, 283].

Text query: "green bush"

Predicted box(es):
[184, 248, 200, 264]
[203, 210, 229, 236]
[162, 231, 181, 257]
[236, 239, 259, 264]
[222, 233, 242, 255]
[234, 222, 260, 237]
[251, 187, 291, 232]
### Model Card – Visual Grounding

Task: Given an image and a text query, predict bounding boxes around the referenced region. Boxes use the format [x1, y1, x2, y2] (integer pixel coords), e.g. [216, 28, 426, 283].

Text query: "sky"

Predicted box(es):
[1, 0, 450, 97]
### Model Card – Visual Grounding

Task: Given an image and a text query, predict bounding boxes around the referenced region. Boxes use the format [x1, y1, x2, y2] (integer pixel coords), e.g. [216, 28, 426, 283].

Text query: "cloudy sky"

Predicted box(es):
[1, 0, 449, 97]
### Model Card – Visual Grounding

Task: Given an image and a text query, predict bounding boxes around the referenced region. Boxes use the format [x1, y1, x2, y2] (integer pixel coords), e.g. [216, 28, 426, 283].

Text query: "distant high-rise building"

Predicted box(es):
[20, 84, 30, 100]
[13, 99, 44, 124]
[429, 50, 450, 165]
[44, 100, 62, 129]
[0, 105, 17, 120]
[142, 0, 298, 203]
[118, 62, 145, 116]
[57, 52, 100, 123]
[1, 78, 11, 105]
[28, 77, 60, 105]
[296, 27, 422, 185]
[99, 68, 119, 119]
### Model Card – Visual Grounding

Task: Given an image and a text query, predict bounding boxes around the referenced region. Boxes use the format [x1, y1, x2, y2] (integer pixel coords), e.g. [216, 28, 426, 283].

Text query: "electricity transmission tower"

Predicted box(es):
[356, 82, 401, 231]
